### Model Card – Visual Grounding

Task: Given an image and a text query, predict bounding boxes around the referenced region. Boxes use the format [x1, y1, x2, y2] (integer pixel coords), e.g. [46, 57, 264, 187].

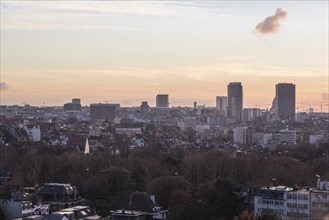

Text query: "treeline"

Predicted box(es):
[1, 143, 328, 219]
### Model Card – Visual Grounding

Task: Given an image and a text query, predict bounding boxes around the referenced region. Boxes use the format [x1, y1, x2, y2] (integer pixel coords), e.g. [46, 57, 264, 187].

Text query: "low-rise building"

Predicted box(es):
[254, 185, 291, 218]
[112, 192, 168, 220]
[37, 183, 81, 211]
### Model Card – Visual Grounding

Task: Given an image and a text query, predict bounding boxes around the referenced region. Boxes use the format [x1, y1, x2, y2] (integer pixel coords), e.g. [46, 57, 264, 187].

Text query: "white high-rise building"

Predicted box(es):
[233, 127, 250, 145]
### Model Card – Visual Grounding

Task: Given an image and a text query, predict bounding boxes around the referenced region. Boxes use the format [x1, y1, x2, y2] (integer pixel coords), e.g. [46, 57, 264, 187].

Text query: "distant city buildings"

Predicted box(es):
[156, 94, 169, 108]
[64, 98, 81, 112]
[90, 103, 119, 122]
[216, 96, 228, 116]
[243, 108, 261, 122]
[227, 82, 243, 122]
[141, 101, 150, 119]
[233, 126, 251, 145]
[275, 83, 296, 120]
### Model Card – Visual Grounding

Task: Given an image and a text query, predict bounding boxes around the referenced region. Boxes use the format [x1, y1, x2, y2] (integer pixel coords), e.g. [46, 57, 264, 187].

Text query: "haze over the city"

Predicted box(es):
[0, 1, 328, 111]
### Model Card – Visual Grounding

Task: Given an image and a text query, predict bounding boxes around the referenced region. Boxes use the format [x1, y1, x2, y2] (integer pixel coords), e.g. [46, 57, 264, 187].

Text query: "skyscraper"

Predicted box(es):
[275, 83, 296, 120]
[227, 82, 243, 122]
[156, 94, 169, 108]
[216, 96, 228, 116]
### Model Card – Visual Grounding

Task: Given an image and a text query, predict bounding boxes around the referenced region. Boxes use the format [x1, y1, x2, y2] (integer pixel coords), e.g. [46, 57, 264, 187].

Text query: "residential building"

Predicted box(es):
[227, 82, 243, 122]
[310, 178, 329, 220]
[115, 128, 142, 136]
[252, 132, 273, 148]
[275, 83, 296, 120]
[53, 206, 100, 220]
[279, 128, 297, 144]
[254, 186, 293, 219]
[253, 178, 329, 220]
[24, 125, 41, 142]
[37, 183, 81, 211]
[0, 192, 49, 219]
[233, 127, 251, 145]
[285, 189, 311, 219]
[112, 192, 168, 220]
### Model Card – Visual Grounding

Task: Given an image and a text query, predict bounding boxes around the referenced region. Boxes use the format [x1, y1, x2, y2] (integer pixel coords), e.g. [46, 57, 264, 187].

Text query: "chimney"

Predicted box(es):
[150, 194, 155, 204]
[73, 186, 77, 200]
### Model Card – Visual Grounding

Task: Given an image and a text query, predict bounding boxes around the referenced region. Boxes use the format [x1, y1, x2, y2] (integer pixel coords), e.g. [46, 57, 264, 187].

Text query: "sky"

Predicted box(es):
[0, 1, 328, 111]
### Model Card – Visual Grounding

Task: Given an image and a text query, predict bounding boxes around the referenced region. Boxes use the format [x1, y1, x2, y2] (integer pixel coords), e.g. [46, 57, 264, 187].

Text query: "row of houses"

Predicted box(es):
[0, 181, 168, 220]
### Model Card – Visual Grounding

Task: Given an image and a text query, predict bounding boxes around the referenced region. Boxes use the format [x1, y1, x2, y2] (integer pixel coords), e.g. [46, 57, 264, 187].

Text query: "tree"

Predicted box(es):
[148, 176, 189, 208]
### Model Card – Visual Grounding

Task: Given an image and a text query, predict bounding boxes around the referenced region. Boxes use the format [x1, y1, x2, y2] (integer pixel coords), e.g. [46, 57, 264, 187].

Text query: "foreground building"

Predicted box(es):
[37, 183, 81, 211]
[112, 192, 168, 220]
[253, 178, 329, 220]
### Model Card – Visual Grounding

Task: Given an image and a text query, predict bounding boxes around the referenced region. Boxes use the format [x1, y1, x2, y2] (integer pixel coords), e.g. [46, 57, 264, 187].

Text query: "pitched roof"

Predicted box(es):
[37, 183, 79, 197]
[120, 192, 155, 213]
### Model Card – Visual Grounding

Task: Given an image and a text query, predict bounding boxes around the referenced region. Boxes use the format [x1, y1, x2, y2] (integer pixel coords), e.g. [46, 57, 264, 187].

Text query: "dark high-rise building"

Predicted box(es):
[227, 82, 243, 122]
[275, 83, 295, 120]
[156, 94, 169, 108]
[90, 103, 119, 121]
[140, 101, 150, 119]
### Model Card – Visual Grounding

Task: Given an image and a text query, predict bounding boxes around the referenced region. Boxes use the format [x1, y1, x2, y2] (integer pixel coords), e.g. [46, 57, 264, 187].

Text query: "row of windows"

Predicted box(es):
[287, 212, 308, 218]
[287, 203, 308, 210]
[259, 200, 283, 206]
[287, 194, 308, 200]
[312, 194, 328, 200]
[312, 202, 329, 208]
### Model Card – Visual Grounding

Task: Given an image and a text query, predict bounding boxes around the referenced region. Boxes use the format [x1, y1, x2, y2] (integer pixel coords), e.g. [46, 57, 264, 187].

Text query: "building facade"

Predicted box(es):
[216, 96, 228, 116]
[156, 94, 169, 108]
[253, 178, 329, 220]
[64, 98, 82, 112]
[275, 83, 296, 120]
[90, 103, 118, 121]
[233, 126, 251, 145]
[227, 82, 243, 122]
[141, 101, 150, 119]
[243, 108, 261, 122]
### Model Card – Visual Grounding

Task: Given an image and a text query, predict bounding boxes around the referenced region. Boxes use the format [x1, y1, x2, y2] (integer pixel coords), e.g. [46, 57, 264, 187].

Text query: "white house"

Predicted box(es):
[24, 125, 41, 142]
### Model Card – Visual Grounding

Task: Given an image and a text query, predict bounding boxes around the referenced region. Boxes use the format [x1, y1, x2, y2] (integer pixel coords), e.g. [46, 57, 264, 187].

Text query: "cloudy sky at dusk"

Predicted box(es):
[1, 1, 328, 111]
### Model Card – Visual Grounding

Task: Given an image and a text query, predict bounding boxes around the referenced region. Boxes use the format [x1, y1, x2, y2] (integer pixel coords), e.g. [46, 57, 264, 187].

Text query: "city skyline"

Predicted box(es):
[0, 1, 328, 111]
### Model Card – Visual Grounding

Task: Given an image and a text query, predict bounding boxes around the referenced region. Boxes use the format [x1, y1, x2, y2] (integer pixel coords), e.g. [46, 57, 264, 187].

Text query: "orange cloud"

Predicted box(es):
[255, 8, 288, 35]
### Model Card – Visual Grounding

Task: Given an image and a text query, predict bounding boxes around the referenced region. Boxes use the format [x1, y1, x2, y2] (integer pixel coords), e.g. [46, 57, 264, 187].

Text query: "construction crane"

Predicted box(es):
[321, 104, 329, 113]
